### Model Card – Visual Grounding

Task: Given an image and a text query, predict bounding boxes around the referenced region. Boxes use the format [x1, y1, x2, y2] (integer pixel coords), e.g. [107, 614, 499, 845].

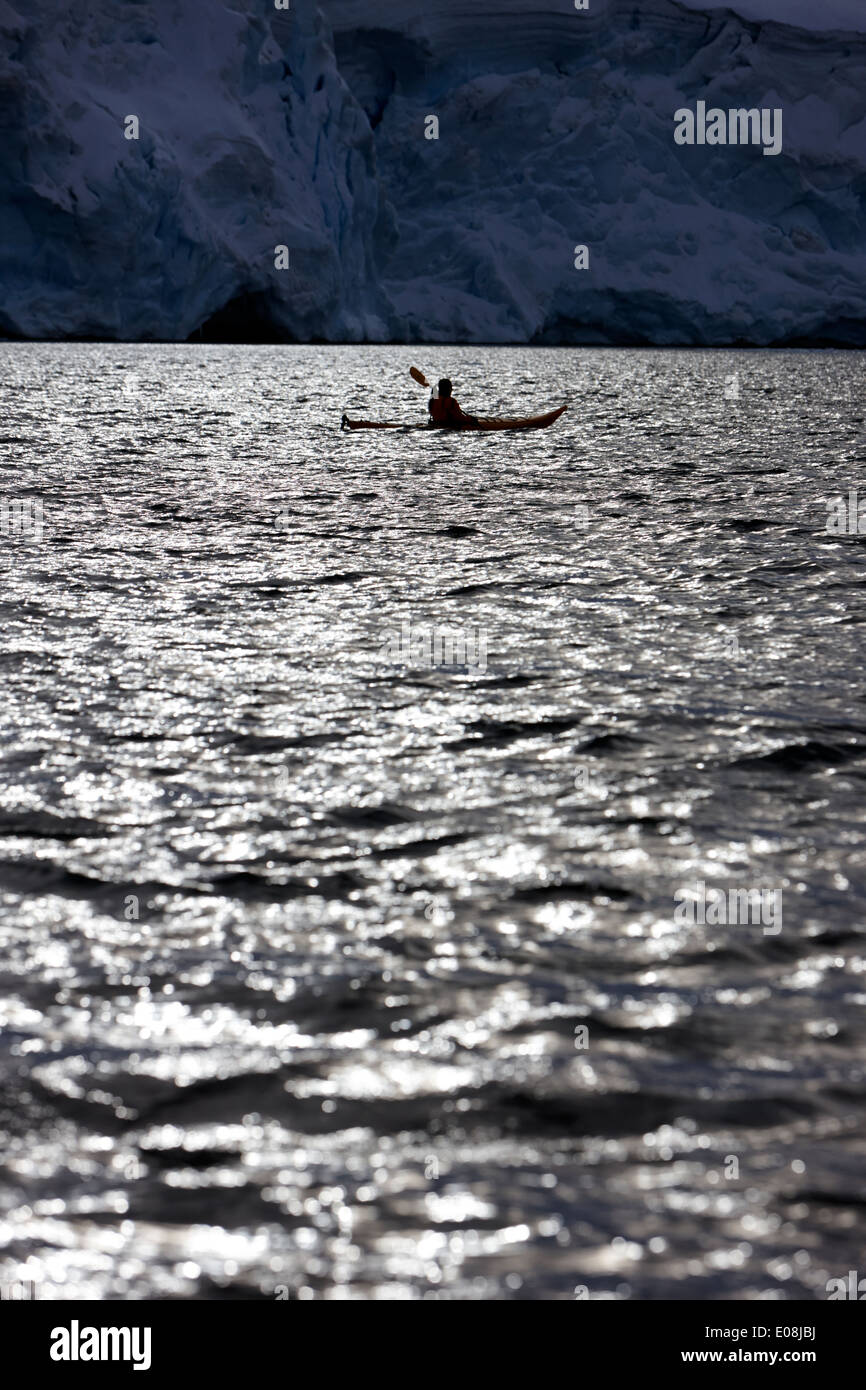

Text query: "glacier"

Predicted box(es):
[1, 0, 865, 344]
[323, 0, 866, 345]
[0, 0, 395, 341]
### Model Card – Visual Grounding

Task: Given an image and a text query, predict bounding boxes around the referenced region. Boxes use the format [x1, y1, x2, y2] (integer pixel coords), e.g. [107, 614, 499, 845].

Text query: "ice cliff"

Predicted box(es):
[0, 0, 394, 341]
[323, 0, 866, 344]
[1, 0, 865, 344]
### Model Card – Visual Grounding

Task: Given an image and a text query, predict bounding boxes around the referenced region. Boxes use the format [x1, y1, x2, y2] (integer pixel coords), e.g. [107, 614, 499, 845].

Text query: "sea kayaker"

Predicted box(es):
[428, 379, 478, 429]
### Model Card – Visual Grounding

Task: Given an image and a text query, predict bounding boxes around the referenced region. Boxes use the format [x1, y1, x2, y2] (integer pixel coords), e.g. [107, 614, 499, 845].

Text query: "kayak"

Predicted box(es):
[340, 405, 568, 433]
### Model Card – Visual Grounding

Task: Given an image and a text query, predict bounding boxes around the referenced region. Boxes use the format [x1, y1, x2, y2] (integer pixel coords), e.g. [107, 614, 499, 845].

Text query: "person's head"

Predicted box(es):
[438, 378, 453, 397]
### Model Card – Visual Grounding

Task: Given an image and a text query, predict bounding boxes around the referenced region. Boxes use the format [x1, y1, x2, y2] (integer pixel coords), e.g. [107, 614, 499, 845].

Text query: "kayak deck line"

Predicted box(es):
[340, 405, 568, 433]
[340, 414, 428, 431]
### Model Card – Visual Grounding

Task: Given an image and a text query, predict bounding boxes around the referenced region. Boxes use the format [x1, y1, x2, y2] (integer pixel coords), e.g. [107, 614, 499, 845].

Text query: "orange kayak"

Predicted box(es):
[340, 405, 568, 433]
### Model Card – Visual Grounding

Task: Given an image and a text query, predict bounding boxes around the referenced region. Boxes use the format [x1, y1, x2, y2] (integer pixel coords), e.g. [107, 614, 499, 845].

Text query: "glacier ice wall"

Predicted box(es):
[322, 0, 866, 344]
[1, 0, 865, 344]
[0, 0, 394, 341]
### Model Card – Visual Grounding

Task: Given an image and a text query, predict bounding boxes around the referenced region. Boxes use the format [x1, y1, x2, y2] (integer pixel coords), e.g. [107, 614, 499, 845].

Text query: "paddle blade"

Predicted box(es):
[409, 366, 430, 388]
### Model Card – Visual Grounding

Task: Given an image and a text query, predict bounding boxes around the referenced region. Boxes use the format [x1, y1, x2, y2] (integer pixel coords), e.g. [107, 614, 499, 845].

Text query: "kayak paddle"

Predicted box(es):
[410, 367, 431, 389]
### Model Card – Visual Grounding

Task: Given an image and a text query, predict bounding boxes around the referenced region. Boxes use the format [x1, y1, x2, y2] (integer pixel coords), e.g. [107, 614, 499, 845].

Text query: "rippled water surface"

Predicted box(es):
[1, 343, 865, 1300]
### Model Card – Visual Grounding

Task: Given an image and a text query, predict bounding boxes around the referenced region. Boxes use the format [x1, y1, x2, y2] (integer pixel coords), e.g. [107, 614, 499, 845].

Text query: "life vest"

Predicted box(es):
[429, 395, 467, 427]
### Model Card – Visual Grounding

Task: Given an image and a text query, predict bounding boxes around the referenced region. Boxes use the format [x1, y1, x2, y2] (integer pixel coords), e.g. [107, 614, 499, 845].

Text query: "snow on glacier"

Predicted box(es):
[677, 0, 866, 33]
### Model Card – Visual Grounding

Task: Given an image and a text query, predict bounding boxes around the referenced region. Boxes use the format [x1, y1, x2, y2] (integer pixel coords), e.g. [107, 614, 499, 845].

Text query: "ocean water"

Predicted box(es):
[1, 342, 865, 1301]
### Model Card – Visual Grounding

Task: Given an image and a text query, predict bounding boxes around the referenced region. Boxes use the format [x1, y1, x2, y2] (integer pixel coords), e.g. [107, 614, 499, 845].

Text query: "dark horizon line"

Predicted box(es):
[1, 335, 865, 351]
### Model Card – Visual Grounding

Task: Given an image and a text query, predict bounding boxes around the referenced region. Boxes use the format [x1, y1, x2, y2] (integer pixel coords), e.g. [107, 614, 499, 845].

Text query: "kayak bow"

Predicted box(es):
[340, 405, 568, 433]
